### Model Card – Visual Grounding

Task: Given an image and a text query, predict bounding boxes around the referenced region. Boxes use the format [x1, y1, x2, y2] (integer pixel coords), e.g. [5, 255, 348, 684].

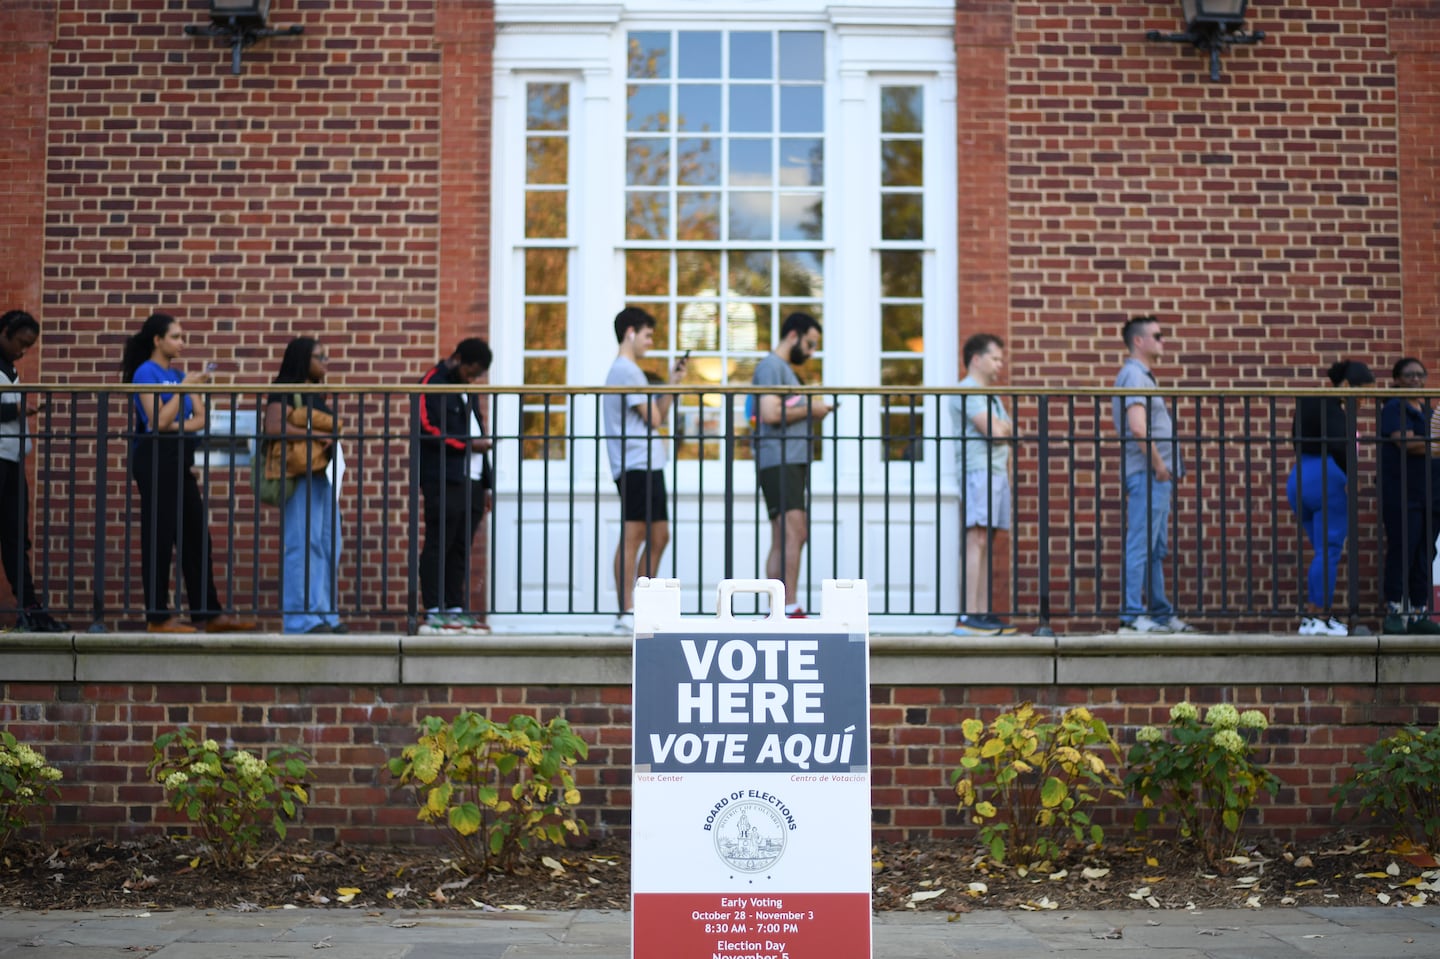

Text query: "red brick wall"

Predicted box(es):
[2, 1, 496, 625]
[1, 680, 1427, 845]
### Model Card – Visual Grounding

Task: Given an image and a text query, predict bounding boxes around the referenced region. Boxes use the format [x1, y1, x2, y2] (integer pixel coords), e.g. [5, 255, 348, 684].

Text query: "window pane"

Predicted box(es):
[524, 191, 567, 239]
[881, 86, 923, 133]
[524, 356, 567, 384]
[678, 31, 721, 79]
[628, 31, 671, 79]
[677, 192, 720, 240]
[881, 140, 923, 187]
[627, 138, 670, 186]
[728, 250, 771, 296]
[880, 251, 923, 298]
[778, 251, 823, 297]
[881, 359, 924, 386]
[729, 85, 772, 133]
[780, 86, 822, 133]
[880, 305, 924, 353]
[678, 84, 722, 132]
[729, 139, 772, 186]
[730, 32, 772, 79]
[677, 138, 720, 185]
[678, 301, 720, 350]
[779, 138, 822, 186]
[627, 85, 670, 132]
[520, 411, 568, 461]
[526, 84, 568, 132]
[779, 32, 823, 81]
[726, 302, 770, 352]
[677, 249, 720, 296]
[626, 250, 670, 296]
[525, 249, 566, 295]
[524, 303, 567, 351]
[626, 192, 670, 240]
[728, 192, 771, 240]
[779, 194, 822, 241]
[881, 193, 923, 240]
[526, 136, 567, 185]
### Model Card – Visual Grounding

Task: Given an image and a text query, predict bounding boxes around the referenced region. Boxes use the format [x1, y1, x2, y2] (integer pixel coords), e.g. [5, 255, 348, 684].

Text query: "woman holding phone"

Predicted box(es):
[122, 312, 255, 633]
[264, 337, 344, 634]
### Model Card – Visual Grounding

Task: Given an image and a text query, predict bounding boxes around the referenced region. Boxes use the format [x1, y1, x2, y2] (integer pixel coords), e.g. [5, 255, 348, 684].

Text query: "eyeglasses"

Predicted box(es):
[1400, 370, 1427, 381]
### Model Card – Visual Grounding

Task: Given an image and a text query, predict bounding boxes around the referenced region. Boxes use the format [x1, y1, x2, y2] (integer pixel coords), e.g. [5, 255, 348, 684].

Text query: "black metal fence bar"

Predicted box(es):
[5, 385, 1440, 634]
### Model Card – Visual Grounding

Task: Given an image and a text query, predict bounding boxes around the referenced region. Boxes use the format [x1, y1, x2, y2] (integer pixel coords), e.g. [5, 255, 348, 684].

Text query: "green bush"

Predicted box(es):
[0, 731, 63, 851]
[951, 703, 1124, 864]
[1124, 702, 1280, 862]
[147, 727, 311, 871]
[388, 711, 589, 875]
[1333, 724, 1440, 849]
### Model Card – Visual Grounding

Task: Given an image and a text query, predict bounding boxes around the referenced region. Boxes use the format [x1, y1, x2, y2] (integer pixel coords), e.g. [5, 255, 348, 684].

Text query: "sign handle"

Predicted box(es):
[714, 578, 788, 621]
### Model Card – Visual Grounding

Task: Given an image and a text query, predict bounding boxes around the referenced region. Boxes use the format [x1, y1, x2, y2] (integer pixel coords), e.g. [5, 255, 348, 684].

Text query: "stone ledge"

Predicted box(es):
[3, 631, 1435, 686]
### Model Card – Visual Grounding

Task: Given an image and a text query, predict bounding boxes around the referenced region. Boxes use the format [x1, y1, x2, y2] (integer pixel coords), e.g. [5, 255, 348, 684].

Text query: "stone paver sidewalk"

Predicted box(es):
[2, 906, 1440, 958]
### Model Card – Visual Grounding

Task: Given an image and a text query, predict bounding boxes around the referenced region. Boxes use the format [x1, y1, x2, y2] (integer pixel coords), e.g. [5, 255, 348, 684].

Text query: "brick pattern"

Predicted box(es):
[1, 680, 1426, 845]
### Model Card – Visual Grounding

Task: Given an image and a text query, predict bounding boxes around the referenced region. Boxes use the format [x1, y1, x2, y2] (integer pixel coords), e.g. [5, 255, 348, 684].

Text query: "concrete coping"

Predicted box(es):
[3, 630, 1438, 686]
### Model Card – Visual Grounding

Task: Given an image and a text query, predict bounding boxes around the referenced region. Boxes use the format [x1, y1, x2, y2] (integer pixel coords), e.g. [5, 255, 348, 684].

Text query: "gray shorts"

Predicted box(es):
[963, 470, 1012, 531]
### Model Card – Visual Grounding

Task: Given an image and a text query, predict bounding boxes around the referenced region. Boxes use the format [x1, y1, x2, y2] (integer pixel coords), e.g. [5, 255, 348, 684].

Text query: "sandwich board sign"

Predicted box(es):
[630, 578, 871, 959]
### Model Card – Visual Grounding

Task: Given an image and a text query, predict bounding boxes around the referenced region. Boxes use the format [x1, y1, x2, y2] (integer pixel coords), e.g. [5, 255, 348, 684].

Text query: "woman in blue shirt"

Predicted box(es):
[121, 313, 254, 633]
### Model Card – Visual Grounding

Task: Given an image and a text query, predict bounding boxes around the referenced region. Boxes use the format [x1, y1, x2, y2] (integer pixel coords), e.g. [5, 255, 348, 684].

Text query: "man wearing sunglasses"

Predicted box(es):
[1113, 315, 1193, 634]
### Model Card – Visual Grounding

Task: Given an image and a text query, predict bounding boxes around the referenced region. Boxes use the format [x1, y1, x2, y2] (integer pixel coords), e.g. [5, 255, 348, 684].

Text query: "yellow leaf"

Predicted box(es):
[1356, 872, 1390, 879]
[337, 887, 362, 896]
[189, 856, 200, 869]
[1141, 876, 1165, 884]
[1146, 856, 1158, 867]
[1295, 879, 1319, 887]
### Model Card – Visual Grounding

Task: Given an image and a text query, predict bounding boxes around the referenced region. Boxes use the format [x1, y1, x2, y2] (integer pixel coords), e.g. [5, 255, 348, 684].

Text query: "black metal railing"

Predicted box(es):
[3, 385, 1436, 634]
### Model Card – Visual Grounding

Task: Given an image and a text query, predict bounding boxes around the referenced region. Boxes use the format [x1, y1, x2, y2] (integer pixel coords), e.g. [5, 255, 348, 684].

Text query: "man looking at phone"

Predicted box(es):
[604, 307, 685, 634]
[753, 311, 831, 618]
[0, 309, 67, 632]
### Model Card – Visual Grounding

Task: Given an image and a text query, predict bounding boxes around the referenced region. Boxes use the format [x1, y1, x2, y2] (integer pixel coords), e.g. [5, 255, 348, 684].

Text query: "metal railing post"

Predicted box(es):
[1034, 397, 1053, 637]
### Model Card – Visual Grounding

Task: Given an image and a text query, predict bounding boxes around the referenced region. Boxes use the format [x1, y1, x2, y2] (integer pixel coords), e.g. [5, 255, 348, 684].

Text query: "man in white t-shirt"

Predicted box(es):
[946, 333, 1016, 636]
[604, 307, 686, 633]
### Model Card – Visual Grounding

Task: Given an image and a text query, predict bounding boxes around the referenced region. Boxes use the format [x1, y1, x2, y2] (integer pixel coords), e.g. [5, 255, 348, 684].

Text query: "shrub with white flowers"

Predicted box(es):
[148, 727, 311, 871]
[1333, 724, 1440, 849]
[1125, 701, 1281, 862]
[0, 731, 63, 850]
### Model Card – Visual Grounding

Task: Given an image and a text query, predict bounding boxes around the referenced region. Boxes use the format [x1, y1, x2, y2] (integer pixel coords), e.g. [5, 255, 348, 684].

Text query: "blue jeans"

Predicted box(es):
[1287, 454, 1348, 610]
[281, 474, 341, 633]
[1122, 471, 1173, 623]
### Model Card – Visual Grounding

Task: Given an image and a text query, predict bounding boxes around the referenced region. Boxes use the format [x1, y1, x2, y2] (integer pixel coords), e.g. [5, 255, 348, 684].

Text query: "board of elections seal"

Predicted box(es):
[713, 800, 788, 873]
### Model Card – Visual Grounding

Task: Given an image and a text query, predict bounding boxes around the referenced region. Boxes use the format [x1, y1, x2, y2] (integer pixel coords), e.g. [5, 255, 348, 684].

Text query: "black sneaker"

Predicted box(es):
[18, 609, 69, 633]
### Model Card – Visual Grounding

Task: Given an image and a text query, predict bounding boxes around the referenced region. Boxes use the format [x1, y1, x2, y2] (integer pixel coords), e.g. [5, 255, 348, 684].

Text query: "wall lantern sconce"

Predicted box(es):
[185, 0, 303, 76]
[1146, 0, 1265, 82]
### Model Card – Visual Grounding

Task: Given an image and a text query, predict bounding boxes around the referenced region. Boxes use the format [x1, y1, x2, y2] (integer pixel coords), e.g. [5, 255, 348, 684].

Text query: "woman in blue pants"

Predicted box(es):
[1287, 360, 1373, 637]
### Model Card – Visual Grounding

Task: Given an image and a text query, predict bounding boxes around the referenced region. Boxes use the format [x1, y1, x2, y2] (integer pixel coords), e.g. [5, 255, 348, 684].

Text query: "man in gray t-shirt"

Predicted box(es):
[1112, 314, 1191, 634]
[752, 312, 832, 617]
[604, 307, 686, 634]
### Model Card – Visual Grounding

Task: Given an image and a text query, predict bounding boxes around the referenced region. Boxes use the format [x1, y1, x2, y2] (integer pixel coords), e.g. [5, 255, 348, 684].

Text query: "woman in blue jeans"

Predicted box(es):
[1287, 359, 1373, 637]
[264, 337, 344, 634]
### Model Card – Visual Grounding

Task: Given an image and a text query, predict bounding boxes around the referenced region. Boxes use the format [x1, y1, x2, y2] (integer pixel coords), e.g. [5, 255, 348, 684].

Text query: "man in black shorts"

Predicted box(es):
[604, 308, 686, 633]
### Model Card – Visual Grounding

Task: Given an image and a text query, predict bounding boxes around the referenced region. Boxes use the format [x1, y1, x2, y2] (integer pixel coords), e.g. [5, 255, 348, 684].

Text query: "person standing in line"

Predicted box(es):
[753, 311, 832, 619]
[264, 337, 345, 635]
[0, 309, 68, 632]
[1288, 360, 1374, 637]
[604, 307, 685, 634]
[416, 338, 492, 636]
[122, 312, 256, 633]
[1379, 357, 1440, 635]
[948, 333, 1017, 636]
[1112, 314, 1193, 634]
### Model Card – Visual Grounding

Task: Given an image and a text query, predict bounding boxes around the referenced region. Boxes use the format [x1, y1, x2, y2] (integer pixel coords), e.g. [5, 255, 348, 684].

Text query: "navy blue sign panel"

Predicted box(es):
[634, 631, 869, 774]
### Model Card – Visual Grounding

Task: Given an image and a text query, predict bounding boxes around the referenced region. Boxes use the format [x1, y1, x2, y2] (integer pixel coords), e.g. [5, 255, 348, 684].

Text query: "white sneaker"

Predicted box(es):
[1322, 617, 1348, 637]
[1165, 616, 1196, 633]
[1298, 617, 1326, 636]
[613, 613, 634, 635]
[418, 612, 462, 636]
[1120, 615, 1171, 634]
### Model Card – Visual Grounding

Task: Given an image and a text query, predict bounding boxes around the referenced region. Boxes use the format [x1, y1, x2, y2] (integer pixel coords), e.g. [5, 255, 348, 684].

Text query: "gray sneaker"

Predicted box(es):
[1120, 615, 1171, 634]
[1164, 616, 1196, 633]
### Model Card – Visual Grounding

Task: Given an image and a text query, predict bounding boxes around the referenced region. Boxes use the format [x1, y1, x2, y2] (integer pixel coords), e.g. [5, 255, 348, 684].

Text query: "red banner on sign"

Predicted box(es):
[633, 892, 871, 959]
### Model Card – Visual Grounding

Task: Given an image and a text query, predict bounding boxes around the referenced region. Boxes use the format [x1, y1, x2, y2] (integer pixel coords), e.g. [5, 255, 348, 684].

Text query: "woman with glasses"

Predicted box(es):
[1379, 358, 1440, 635]
[264, 337, 345, 634]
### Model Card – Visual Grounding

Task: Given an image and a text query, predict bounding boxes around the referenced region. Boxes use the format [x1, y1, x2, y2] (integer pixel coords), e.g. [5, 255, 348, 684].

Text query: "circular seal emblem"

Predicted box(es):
[712, 801, 788, 873]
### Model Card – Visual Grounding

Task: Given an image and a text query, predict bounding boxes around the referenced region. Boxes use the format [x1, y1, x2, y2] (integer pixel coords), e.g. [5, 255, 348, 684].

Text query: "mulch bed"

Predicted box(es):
[3, 833, 1435, 914]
